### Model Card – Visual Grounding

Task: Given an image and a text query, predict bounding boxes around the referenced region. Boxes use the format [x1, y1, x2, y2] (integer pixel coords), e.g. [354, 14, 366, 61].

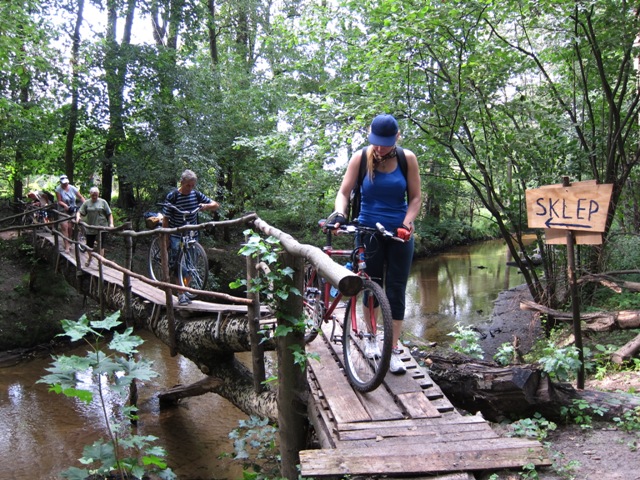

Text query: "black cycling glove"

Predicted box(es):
[326, 211, 347, 227]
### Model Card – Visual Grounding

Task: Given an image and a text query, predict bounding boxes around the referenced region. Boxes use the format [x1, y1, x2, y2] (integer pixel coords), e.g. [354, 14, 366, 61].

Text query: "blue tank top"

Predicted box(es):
[358, 165, 407, 230]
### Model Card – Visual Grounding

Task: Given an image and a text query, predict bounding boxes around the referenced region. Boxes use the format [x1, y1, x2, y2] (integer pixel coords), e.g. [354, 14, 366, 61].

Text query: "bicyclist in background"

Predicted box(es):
[27, 190, 53, 222]
[162, 169, 219, 305]
[329, 114, 422, 374]
[56, 175, 86, 254]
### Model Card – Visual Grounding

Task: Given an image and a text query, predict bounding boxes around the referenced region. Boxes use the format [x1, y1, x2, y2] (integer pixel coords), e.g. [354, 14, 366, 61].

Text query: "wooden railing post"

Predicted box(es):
[123, 224, 133, 326]
[97, 230, 106, 319]
[277, 252, 308, 479]
[160, 232, 177, 356]
[73, 220, 82, 271]
[246, 244, 266, 393]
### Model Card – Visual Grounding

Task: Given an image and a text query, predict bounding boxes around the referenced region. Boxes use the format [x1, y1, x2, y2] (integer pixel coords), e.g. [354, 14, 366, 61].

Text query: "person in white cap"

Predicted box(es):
[55, 174, 85, 253]
[330, 114, 422, 374]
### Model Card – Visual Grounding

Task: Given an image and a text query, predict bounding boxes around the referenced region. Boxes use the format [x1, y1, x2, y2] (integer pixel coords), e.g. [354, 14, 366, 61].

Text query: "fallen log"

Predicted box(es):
[425, 352, 640, 423]
[520, 299, 640, 332]
[611, 332, 640, 365]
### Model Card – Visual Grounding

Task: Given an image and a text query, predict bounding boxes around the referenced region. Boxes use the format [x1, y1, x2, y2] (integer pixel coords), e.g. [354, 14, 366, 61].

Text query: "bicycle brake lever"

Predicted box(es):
[375, 222, 406, 242]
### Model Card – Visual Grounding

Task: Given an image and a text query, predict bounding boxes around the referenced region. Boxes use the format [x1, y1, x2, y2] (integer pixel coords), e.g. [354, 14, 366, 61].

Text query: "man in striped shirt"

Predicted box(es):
[162, 169, 219, 304]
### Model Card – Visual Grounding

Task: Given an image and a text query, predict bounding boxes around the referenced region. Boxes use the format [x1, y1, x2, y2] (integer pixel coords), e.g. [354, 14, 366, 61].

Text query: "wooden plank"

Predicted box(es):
[338, 413, 486, 433]
[318, 322, 405, 422]
[307, 334, 371, 423]
[544, 228, 603, 245]
[395, 391, 442, 418]
[337, 420, 496, 442]
[300, 437, 550, 477]
[385, 474, 473, 480]
[307, 383, 339, 449]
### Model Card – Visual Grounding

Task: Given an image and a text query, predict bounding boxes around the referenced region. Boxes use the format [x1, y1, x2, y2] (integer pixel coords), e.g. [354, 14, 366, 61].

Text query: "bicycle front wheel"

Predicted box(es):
[21, 211, 35, 226]
[178, 241, 209, 294]
[148, 236, 166, 282]
[342, 278, 393, 392]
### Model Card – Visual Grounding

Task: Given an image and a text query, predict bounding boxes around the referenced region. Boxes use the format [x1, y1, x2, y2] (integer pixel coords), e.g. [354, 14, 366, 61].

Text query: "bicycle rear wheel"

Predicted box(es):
[21, 209, 35, 226]
[178, 241, 209, 294]
[303, 263, 324, 343]
[148, 236, 166, 282]
[342, 278, 393, 392]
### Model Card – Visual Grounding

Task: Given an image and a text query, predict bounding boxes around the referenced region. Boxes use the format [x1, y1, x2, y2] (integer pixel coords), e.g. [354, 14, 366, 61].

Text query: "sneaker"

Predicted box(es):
[178, 294, 192, 306]
[364, 338, 381, 359]
[389, 348, 406, 375]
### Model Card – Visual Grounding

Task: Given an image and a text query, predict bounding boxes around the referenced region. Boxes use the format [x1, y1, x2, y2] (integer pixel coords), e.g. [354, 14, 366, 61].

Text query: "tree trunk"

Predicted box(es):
[103, 0, 137, 206]
[425, 353, 640, 423]
[64, 0, 84, 182]
[520, 299, 640, 332]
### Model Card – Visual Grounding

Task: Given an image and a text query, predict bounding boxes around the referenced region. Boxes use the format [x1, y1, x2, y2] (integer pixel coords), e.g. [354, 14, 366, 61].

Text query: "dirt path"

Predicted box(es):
[476, 285, 640, 480]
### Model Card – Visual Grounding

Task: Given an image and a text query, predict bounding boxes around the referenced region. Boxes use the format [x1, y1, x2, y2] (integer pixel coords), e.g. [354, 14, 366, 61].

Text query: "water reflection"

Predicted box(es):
[0, 330, 246, 480]
[404, 239, 524, 344]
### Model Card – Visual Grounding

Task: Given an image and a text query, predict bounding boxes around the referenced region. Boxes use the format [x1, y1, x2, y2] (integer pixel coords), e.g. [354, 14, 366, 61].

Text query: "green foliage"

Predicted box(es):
[560, 399, 609, 429]
[447, 323, 484, 359]
[519, 462, 540, 480]
[494, 342, 517, 366]
[38, 312, 175, 480]
[230, 230, 300, 311]
[613, 406, 640, 433]
[537, 342, 581, 382]
[227, 416, 281, 480]
[230, 230, 311, 371]
[602, 233, 640, 272]
[507, 413, 557, 441]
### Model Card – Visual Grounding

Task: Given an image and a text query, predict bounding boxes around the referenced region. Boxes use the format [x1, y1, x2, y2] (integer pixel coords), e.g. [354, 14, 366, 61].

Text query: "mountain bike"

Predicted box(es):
[148, 202, 209, 296]
[304, 220, 402, 392]
[15, 198, 50, 226]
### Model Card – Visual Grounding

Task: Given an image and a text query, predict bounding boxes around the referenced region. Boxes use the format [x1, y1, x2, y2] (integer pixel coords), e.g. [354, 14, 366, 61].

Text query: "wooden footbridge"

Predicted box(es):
[302, 320, 550, 479]
[3, 215, 551, 479]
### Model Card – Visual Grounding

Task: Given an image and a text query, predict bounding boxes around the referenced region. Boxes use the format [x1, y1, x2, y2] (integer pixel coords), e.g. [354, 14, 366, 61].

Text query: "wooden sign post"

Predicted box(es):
[525, 178, 613, 389]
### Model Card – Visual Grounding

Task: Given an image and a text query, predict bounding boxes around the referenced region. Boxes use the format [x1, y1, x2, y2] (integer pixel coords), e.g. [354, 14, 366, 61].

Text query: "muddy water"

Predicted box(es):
[404, 238, 525, 344]
[1, 329, 246, 480]
[0, 238, 523, 479]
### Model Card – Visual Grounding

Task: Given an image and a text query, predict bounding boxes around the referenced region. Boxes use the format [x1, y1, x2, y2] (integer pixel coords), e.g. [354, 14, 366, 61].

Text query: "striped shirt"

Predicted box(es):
[163, 189, 213, 228]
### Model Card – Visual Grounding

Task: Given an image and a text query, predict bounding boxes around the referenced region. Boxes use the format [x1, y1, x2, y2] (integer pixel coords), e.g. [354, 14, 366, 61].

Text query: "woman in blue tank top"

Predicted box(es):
[330, 114, 422, 374]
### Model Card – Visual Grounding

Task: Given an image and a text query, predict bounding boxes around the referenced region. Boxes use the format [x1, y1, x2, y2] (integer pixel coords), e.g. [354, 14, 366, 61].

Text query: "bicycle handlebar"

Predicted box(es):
[156, 202, 202, 216]
[320, 219, 405, 243]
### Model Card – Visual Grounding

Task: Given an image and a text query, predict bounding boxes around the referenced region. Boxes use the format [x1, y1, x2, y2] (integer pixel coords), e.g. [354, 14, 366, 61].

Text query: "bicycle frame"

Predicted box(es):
[148, 203, 209, 293]
[304, 219, 398, 392]
[306, 221, 387, 339]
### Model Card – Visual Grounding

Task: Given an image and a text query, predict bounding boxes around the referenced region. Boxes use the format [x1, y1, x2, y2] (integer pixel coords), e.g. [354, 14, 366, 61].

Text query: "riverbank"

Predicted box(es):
[0, 232, 94, 358]
[460, 285, 640, 480]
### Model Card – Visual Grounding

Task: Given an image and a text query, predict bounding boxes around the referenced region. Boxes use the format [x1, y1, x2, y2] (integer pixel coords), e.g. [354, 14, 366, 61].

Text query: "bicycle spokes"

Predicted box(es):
[342, 279, 393, 392]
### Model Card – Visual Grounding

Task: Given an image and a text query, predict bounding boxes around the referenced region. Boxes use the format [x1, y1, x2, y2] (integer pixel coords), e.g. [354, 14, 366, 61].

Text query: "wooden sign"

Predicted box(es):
[526, 182, 612, 233]
[544, 229, 603, 245]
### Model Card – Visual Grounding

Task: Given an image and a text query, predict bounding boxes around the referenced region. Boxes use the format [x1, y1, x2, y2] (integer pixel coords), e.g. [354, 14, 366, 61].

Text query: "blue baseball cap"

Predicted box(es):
[368, 114, 399, 147]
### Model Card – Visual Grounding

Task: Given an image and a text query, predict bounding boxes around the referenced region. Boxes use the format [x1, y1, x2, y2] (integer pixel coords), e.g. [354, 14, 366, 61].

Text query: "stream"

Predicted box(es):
[0, 238, 524, 479]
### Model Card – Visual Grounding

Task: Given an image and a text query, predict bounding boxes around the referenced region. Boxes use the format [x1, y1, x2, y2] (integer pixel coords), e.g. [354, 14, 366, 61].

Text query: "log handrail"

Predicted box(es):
[251, 217, 363, 296]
